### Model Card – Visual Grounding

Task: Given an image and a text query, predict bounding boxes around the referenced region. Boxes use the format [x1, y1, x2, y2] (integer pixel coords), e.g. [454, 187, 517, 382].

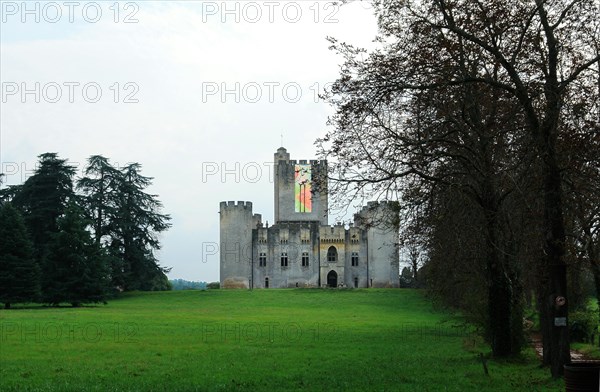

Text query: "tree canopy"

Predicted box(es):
[0, 153, 172, 307]
[319, 0, 600, 376]
[0, 203, 40, 309]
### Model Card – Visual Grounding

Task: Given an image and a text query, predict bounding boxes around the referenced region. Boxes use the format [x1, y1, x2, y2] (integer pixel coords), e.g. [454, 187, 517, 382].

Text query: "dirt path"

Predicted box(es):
[531, 333, 588, 361]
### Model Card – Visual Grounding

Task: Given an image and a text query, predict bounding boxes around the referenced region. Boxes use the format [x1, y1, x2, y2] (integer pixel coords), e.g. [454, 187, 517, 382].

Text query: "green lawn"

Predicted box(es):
[0, 289, 563, 391]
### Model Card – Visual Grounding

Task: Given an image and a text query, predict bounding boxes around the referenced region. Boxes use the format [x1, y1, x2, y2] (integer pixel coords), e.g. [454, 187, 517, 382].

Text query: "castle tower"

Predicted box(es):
[273, 147, 328, 225]
[220, 201, 254, 288]
[354, 201, 400, 288]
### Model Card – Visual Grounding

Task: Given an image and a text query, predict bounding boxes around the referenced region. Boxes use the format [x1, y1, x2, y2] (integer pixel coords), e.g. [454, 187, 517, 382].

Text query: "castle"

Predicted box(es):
[219, 147, 400, 289]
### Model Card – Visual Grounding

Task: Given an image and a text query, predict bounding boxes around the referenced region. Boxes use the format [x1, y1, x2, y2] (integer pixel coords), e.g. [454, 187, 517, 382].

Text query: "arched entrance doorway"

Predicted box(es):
[327, 270, 338, 288]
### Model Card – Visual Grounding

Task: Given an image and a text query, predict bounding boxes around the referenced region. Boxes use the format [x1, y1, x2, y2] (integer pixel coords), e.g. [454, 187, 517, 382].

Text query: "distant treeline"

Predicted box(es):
[0, 154, 171, 309]
[170, 279, 219, 290]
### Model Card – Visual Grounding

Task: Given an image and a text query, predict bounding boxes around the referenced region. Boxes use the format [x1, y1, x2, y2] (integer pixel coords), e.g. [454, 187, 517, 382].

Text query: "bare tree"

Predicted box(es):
[319, 0, 600, 376]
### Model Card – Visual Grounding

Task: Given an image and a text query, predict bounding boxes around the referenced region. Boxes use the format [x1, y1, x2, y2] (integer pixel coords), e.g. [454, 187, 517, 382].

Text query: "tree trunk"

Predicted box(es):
[542, 153, 570, 377]
[488, 263, 513, 356]
[484, 204, 513, 356]
[411, 253, 419, 283]
[587, 245, 600, 347]
[538, 279, 552, 365]
[509, 260, 525, 354]
[4, 303, 10, 309]
[592, 263, 600, 348]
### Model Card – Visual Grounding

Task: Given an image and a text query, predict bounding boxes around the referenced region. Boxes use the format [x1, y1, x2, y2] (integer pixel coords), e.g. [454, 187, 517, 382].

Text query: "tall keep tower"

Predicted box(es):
[354, 201, 400, 288]
[273, 147, 328, 225]
[220, 201, 258, 289]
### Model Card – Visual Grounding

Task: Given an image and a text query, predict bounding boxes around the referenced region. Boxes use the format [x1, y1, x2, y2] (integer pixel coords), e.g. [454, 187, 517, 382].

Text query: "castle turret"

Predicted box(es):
[220, 201, 254, 288]
[354, 201, 400, 288]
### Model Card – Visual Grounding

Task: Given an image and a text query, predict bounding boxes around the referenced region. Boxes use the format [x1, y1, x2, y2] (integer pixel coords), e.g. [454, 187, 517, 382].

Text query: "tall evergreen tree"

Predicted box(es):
[109, 163, 171, 291]
[117, 163, 171, 290]
[0, 184, 23, 205]
[77, 155, 121, 245]
[11, 153, 76, 260]
[3, 154, 171, 296]
[0, 203, 41, 309]
[43, 202, 109, 306]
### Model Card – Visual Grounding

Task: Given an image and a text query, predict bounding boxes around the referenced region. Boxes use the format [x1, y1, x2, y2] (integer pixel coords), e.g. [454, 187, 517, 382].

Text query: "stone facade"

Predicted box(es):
[220, 147, 400, 289]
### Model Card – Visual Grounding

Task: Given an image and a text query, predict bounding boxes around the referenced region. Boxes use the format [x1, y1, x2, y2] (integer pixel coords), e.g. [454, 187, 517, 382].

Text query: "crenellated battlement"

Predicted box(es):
[359, 200, 397, 214]
[273, 148, 325, 167]
[220, 201, 253, 210]
[278, 159, 326, 166]
[319, 224, 346, 240]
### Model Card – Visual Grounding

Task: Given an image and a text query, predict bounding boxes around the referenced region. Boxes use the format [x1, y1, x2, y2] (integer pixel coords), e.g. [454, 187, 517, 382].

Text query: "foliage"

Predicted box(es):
[9, 153, 76, 259]
[0, 152, 172, 307]
[207, 281, 220, 289]
[399, 267, 413, 288]
[0, 203, 40, 308]
[76, 156, 172, 292]
[77, 155, 122, 245]
[43, 202, 110, 306]
[144, 270, 172, 291]
[105, 162, 172, 291]
[399, 266, 425, 289]
[318, 0, 600, 374]
[569, 299, 600, 344]
[569, 309, 596, 343]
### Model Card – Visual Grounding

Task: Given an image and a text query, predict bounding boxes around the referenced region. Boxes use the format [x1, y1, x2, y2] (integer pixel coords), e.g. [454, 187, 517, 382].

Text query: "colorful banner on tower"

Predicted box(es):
[295, 164, 312, 213]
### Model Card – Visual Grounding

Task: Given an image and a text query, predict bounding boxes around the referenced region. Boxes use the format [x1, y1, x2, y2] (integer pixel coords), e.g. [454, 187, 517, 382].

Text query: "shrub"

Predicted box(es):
[569, 309, 596, 343]
[207, 282, 220, 289]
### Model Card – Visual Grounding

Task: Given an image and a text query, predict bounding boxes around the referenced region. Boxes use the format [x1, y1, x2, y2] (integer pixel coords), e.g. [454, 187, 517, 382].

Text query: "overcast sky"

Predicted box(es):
[0, 0, 379, 281]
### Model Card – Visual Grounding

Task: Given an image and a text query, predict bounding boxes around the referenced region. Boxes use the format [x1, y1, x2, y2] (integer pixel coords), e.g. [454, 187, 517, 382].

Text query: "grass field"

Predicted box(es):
[0, 289, 564, 391]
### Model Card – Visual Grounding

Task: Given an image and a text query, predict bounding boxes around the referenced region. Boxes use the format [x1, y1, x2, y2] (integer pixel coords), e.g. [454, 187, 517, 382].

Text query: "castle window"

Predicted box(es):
[301, 252, 309, 267]
[327, 246, 337, 263]
[354, 277, 358, 288]
[281, 252, 288, 267]
[259, 253, 267, 267]
[351, 252, 359, 266]
[265, 277, 269, 288]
